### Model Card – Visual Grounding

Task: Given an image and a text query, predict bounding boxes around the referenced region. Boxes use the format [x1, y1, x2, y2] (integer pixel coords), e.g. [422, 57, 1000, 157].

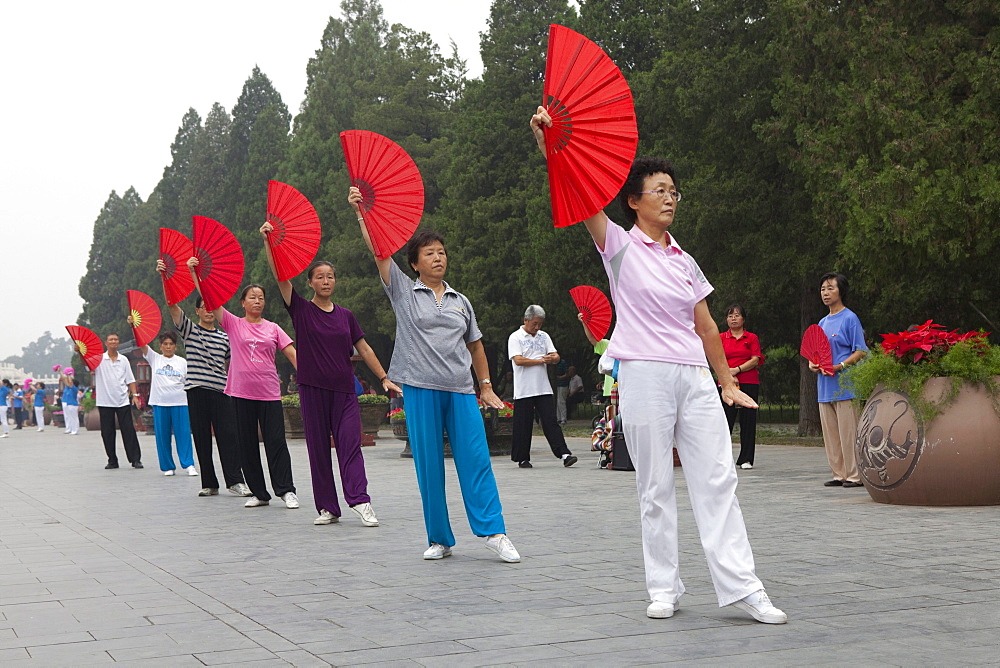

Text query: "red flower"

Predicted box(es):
[879, 320, 990, 364]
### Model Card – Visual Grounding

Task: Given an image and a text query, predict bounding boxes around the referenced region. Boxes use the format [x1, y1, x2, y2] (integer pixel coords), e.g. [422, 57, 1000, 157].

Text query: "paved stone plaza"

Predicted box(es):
[1, 425, 999, 666]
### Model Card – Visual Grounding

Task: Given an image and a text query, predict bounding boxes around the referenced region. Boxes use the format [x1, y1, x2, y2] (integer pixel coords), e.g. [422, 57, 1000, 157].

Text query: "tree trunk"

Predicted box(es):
[798, 280, 823, 436]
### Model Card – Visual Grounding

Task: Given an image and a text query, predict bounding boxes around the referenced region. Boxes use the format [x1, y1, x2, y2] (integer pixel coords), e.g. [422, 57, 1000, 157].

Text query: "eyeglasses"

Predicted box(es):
[638, 188, 682, 201]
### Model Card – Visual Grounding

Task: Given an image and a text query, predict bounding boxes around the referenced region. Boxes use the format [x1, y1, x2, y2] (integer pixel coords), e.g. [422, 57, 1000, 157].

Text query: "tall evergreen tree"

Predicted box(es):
[78, 188, 144, 338]
[178, 103, 232, 230]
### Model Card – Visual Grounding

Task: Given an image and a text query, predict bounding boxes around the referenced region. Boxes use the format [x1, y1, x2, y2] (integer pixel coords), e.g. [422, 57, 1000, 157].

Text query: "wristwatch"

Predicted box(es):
[480, 379, 492, 385]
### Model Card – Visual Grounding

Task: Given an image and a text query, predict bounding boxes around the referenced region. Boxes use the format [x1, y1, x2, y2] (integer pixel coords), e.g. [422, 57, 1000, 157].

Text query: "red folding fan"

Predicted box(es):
[266, 180, 322, 281]
[65, 325, 104, 372]
[543, 24, 639, 228]
[569, 285, 613, 341]
[192, 216, 244, 311]
[800, 324, 835, 375]
[126, 290, 162, 348]
[340, 130, 424, 260]
[159, 228, 195, 305]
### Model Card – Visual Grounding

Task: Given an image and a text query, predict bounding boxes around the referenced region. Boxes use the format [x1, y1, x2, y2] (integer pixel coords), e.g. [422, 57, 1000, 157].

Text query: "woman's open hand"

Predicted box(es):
[480, 386, 504, 409]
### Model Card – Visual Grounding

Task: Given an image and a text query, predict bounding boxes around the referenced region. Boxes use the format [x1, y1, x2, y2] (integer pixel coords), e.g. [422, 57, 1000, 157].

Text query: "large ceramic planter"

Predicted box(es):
[855, 376, 1000, 506]
[359, 402, 386, 447]
[51, 411, 65, 428]
[85, 408, 101, 431]
[484, 410, 513, 458]
[283, 405, 304, 440]
[398, 420, 452, 458]
[391, 417, 408, 442]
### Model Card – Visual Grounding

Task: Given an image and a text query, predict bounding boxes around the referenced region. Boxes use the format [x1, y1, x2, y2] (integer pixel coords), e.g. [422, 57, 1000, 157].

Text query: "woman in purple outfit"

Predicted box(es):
[260, 222, 400, 527]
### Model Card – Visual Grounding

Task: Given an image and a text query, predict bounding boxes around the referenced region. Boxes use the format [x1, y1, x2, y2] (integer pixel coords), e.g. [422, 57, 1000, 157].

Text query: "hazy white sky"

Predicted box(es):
[0, 0, 492, 360]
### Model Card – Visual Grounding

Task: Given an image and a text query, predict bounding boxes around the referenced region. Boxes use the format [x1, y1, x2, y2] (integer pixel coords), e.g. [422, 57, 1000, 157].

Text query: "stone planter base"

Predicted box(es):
[283, 406, 304, 440]
[856, 376, 1000, 506]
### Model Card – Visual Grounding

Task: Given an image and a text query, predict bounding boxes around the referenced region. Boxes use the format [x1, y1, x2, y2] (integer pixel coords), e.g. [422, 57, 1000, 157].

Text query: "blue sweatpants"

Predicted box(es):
[153, 405, 194, 472]
[403, 385, 506, 546]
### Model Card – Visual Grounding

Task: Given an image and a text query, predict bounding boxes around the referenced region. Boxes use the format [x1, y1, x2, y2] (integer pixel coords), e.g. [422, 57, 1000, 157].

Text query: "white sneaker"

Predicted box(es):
[740, 462, 753, 470]
[198, 488, 218, 497]
[0, 433, 9, 438]
[244, 496, 269, 507]
[186, 465, 198, 476]
[484, 534, 521, 563]
[37, 427, 44, 432]
[64, 429, 71, 434]
[282, 492, 300, 509]
[314, 510, 339, 525]
[646, 600, 678, 619]
[423, 543, 452, 560]
[350, 502, 379, 527]
[730, 589, 787, 624]
[228, 483, 252, 496]
[163, 470, 175, 476]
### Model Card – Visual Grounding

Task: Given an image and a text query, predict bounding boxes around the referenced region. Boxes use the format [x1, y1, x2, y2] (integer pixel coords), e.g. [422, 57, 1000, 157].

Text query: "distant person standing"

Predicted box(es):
[565, 366, 586, 420]
[554, 358, 570, 424]
[80, 333, 143, 469]
[12, 384, 25, 429]
[0, 379, 11, 438]
[62, 376, 81, 435]
[508, 305, 577, 469]
[719, 304, 764, 469]
[577, 312, 614, 401]
[33, 382, 47, 432]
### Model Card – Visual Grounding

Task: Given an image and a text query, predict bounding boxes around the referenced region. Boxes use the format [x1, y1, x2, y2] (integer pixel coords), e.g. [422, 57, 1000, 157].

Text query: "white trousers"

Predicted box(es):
[619, 360, 763, 607]
[0, 406, 8, 433]
[34, 406, 45, 429]
[64, 405, 80, 434]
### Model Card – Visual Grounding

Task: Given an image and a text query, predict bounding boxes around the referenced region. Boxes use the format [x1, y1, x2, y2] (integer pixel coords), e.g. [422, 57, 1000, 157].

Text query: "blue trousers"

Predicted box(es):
[153, 405, 194, 471]
[403, 385, 506, 546]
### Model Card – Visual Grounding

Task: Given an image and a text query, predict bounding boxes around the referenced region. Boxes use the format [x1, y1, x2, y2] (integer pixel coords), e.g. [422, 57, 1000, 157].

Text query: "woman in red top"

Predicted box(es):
[718, 304, 764, 469]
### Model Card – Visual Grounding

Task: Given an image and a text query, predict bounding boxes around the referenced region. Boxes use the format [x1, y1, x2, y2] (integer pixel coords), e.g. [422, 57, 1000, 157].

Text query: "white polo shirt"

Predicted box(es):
[94, 352, 135, 408]
[508, 327, 557, 400]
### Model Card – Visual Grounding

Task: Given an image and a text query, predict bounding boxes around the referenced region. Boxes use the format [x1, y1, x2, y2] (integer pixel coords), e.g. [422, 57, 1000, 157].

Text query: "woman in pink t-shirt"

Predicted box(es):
[188, 257, 299, 510]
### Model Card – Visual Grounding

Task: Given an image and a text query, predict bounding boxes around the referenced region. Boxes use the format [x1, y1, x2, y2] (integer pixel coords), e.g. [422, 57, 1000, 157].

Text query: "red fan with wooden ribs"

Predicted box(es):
[192, 216, 244, 311]
[569, 285, 613, 341]
[266, 180, 321, 281]
[542, 24, 639, 228]
[127, 290, 162, 348]
[65, 325, 103, 371]
[159, 228, 195, 305]
[800, 324, 835, 375]
[340, 130, 424, 260]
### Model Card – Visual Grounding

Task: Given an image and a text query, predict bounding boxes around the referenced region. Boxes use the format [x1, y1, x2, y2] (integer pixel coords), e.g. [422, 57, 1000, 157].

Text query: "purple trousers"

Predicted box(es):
[299, 384, 371, 515]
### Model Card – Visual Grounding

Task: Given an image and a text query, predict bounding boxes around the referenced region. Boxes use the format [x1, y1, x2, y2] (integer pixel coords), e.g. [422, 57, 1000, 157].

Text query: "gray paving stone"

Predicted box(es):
[1, 429, 998, 665]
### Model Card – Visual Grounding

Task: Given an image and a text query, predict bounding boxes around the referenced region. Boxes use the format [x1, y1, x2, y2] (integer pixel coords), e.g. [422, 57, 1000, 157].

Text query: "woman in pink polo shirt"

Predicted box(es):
[531, 108, 787, 625]
[189, 258, 299, 510]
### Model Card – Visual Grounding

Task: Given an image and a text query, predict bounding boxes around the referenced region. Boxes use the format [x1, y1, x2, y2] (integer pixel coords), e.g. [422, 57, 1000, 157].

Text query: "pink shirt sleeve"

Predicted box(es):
[274, 323, 293, 350]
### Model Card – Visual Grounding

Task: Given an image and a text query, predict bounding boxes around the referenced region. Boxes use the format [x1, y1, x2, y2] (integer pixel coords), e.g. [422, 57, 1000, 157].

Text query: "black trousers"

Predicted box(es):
[187, 387, 244, 490]
[721, 383, 759, 465]
[13, 407, 24, 428]
[511, 394, 571, 462]
[233, 397, 294, 501]
[99, 405, 142, 466]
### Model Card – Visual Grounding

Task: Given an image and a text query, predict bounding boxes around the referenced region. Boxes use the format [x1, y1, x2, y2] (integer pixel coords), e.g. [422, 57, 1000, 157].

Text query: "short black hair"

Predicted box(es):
[307, 261, 336, 280]
[819, 272, 850, 305]
[195, 296, 205, 309]
[37, 382, 45, 389]
[159, 332, 178, 344]
[239, 284, 266, 301]
[616, 157, 679, 225]
[725, 303, 747, 321]
[407, 229, 447, 270]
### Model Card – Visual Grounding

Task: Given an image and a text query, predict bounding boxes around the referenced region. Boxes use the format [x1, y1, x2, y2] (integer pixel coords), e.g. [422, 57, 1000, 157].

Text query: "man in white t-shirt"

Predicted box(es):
[566, 366, 586, 419]
[80, 333, 143, 470]
[507, 305, 577, 469]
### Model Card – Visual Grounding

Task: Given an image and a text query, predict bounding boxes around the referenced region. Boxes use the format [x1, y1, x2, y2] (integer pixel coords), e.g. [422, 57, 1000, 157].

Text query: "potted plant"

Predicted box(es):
[281, 393, 304, 440]
[358, 394, 389, 445]
[82, 393, 100, 431]
[47, 405, 64, 428]
[388, 407, 408, 442]
[845, 320, 1000, 505]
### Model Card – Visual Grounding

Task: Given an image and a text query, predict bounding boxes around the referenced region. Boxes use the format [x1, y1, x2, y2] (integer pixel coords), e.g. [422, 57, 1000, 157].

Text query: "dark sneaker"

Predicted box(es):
[842, 481, 864, 488]
[132, 462, 144, 469]
[563, 455, 578, 467]
[518, 461, 533, 468]
[823, 479, 843, 487]
[105, 463, 119, 470]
